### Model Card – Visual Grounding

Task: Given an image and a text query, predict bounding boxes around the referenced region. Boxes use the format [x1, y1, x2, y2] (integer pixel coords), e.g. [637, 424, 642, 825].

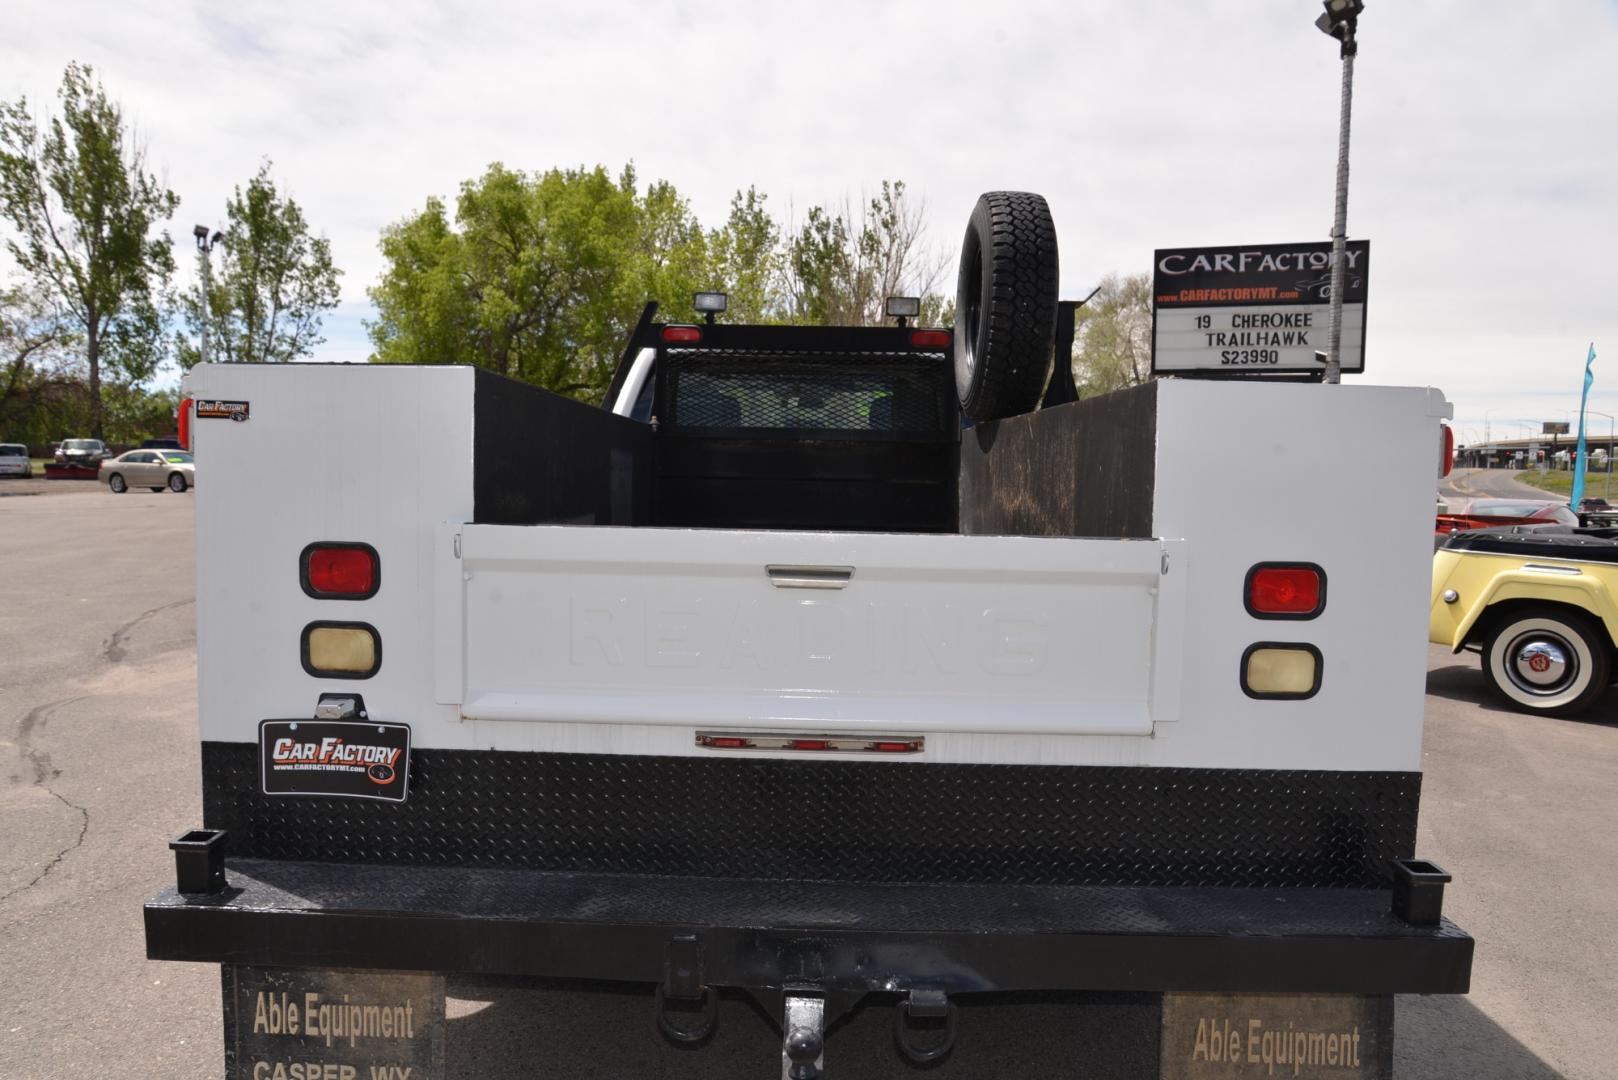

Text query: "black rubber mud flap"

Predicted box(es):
[953, 191, 1060, 421]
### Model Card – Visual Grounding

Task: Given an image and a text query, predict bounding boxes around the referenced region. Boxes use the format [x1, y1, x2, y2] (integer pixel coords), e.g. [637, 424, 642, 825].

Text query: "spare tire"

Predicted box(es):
[953, 192, 1060, 422]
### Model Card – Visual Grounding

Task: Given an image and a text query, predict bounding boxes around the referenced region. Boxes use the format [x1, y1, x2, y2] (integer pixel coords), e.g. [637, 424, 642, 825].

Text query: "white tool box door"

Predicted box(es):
[441, 525, 1184, 736]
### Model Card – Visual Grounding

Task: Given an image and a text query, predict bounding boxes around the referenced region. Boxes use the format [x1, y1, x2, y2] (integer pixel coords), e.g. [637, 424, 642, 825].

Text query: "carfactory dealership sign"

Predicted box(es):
[1152, 241, 1369, 374]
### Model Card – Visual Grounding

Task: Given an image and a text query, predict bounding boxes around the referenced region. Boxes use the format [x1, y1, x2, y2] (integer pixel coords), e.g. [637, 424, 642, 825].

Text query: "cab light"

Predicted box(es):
[787, 739, 831, 751]
[1241, 643, 1322, 700]
[302, 622, 381, 679]
[1245, 564, 1325, 619]
[662, 325, 702, 343]
[301, 543, 380, 599]
[910, 329, 951, 348]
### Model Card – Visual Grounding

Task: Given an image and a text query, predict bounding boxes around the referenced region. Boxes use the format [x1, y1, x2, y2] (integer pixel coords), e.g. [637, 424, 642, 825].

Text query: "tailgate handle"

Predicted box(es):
[767, 565, 854, 590]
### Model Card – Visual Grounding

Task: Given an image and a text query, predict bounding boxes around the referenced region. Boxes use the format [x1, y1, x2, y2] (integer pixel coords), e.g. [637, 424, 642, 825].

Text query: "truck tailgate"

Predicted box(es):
[438, 526, 1185, 736]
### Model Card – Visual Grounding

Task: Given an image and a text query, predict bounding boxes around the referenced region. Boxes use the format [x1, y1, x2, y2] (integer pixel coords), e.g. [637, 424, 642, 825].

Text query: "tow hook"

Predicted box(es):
[895, 988, 958, 1064]
[655, 934, 716, 1045]
[782, 993, 825, 1080]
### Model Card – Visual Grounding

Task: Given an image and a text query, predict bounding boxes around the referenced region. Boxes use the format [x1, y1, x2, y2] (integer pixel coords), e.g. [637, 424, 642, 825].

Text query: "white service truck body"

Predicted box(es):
[148, 318, 1470, 1079]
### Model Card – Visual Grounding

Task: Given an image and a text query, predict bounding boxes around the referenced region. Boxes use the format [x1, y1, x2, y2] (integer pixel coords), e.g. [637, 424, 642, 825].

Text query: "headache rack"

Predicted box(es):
[607, 305, 964, 533]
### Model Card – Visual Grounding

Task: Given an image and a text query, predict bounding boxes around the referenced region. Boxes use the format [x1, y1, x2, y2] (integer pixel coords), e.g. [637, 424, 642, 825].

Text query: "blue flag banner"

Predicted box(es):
[1572, 343, 1596, 508]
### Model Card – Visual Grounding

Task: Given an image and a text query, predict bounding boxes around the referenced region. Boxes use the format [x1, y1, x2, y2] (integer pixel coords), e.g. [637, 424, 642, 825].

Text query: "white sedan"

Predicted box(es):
[99, 449, 195, 493]
[0, 443, 32, 477]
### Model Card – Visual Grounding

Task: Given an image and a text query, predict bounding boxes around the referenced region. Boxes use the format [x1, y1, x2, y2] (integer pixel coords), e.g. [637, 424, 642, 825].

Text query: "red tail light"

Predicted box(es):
[301, 543, 380, 599]
[698, 735, 753, 750]
[870, 740, 922, 753]
[1245, 564, 1325, 619]
[696, 731, 924, 753]
[910, 329, 951, 348]
[178, 398, 193, 450]
[1440, 424, 1454, 478]
[662, 325, 702, 343]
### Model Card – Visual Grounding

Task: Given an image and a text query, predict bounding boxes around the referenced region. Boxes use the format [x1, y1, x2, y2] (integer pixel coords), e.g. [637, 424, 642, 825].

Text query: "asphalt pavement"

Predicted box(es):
[2, 489, 1615, 1079]
[1441, 467, 1568, 503]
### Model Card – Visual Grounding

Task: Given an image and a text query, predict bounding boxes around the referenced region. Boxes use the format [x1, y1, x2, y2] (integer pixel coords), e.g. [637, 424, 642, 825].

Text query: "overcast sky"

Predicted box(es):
[5, 0, 1617, 444]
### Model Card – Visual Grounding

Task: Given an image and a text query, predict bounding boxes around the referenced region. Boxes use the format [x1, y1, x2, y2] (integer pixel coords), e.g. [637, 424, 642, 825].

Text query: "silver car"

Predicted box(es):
[55, 438, 107, 466]
[0, 443, 32, 478]
[99, 449, 196, 493]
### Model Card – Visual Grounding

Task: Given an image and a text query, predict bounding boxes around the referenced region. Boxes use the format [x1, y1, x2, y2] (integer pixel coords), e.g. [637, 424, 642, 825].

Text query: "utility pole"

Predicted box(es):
[193, 225, 223, 363]
[1316, 0, 1364, 385]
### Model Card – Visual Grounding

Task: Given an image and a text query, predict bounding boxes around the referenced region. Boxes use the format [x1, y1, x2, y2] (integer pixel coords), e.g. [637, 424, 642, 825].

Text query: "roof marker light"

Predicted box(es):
[662, 325, 702, 343]
[910, 329, 951, 348]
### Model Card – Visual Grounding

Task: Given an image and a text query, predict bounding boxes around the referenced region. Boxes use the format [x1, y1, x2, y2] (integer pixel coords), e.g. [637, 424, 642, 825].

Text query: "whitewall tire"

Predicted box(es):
[1482, 608, 1610, 717]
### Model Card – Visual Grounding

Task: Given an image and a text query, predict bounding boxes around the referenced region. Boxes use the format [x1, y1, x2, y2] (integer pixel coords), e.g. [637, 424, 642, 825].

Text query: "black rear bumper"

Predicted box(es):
[144, 859, 1472, 996]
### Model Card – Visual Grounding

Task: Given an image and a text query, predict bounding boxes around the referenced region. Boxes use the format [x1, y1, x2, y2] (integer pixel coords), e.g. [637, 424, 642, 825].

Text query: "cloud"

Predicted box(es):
[3, 0, 1616, 421]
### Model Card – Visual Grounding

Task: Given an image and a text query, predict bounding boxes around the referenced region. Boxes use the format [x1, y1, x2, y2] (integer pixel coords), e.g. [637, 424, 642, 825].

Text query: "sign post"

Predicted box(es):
[1152, 241, 1369, 376]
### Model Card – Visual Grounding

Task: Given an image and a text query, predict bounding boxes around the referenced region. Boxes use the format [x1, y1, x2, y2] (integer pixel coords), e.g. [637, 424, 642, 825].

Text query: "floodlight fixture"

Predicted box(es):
[694, 291, 727, 325]
[885, 296, 921, 326]
[1315, 0, 1364, 55]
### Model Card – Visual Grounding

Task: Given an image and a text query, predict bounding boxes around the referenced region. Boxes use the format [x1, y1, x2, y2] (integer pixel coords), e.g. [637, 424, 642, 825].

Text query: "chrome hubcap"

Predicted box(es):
[1511, 638, 1570, 690]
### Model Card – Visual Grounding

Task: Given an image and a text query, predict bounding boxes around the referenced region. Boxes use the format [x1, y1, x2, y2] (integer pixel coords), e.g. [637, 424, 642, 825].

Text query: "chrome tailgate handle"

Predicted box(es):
[766, 565, 854, 590]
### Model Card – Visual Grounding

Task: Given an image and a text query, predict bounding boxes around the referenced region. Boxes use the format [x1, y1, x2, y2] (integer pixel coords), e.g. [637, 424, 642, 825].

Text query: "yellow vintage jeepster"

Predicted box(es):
[1431, 526, 1618, 716]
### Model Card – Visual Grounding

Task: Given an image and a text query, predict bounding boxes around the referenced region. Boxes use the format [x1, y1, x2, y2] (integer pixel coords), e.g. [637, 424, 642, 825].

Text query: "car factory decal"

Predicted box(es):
[196, 398, 251, 421]
[260, 719, 411, 802]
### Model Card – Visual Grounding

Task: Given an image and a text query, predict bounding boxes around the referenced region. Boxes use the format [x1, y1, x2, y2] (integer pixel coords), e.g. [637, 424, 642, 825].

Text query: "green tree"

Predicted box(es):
[705, 187, 780, 324]
[0, 62, 178, 439]
[368, 169, 953, 398]
[102, 381, 180, 443]
[369, 163, 708, 397]
[1, 282, 72, 418]
[628, 176, 709, 325]
[0, 282, 82, 443]
[784, 181, 948, 327]
[179, 161, 341, 367]
[1070, 272, 1153, 397]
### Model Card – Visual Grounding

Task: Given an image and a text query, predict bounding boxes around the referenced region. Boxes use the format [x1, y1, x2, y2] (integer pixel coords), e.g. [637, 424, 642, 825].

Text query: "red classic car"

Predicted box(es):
[1436, 498, 1579, 536]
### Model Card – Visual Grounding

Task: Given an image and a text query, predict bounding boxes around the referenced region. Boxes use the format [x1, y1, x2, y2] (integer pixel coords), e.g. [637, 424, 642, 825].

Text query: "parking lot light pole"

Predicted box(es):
[193, 225, 223, 363]
[1316, 0, 1364, 385]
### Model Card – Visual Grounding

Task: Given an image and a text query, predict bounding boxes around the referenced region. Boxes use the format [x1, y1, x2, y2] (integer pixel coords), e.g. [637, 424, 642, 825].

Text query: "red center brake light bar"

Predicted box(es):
[697, 732, 924, 754]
